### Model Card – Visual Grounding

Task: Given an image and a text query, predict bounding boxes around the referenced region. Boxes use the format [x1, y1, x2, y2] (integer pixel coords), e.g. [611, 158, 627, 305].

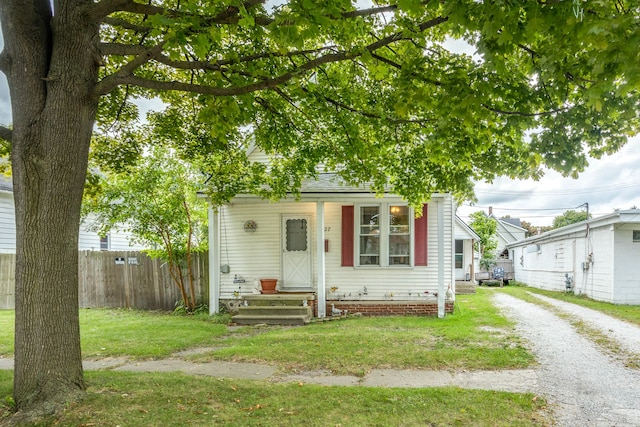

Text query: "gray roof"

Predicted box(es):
[501, 217, 523, 228]
[297, 173, 387, 193]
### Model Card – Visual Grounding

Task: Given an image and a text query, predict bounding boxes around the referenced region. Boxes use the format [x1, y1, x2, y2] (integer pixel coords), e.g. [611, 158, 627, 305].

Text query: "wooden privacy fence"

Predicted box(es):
[0, 251, 208, 310]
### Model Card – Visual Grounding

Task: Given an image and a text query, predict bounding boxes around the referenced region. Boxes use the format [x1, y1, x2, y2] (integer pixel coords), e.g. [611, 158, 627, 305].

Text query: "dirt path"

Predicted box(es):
[493, 292, 640, 427]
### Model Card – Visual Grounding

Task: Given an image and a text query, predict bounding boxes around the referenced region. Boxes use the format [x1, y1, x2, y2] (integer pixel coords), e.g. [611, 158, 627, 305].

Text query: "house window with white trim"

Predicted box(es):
[356, 204, 412, 267]
[100, 234, 110, 251]
[389, 205, 410, 265]
[359, 206, 380, 265]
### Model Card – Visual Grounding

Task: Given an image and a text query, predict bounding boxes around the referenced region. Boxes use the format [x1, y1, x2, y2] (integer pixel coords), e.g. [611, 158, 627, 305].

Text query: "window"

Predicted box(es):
[99, 234, 110, 251]
[455, 240, 464, 269]
[286, 219, 308, 251]
[359, 206, 380, 265]
[389, 205, 410, 265]
[356, 204, 412, 267]
[634, 230, 640, 242]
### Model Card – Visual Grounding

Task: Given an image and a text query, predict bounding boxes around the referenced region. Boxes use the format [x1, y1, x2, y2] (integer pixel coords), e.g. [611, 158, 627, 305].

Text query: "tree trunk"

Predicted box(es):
[1, 0, 100, 414]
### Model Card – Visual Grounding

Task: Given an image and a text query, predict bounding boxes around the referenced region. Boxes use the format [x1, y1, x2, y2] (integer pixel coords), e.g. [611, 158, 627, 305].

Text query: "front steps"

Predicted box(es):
[231, 293, 314, 326]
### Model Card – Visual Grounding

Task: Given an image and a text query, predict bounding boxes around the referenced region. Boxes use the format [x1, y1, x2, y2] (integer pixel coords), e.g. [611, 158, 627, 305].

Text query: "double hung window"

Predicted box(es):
[357, 204, 411, 267]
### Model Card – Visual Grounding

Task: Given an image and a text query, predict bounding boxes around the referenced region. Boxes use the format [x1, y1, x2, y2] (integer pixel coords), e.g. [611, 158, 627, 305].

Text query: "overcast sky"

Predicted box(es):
[1, 22, 638, 227]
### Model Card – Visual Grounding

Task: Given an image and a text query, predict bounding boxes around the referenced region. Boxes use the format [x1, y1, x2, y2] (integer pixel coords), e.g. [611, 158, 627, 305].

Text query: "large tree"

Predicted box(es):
[552, 209, 592, 229]
[1, 0, 639, 417]
[85, 140, 209, 313]
[469, 210, 498, 267]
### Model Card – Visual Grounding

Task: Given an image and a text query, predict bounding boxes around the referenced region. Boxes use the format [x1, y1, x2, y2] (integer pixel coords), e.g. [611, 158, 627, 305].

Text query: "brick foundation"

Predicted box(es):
[326, 301, 454, 317]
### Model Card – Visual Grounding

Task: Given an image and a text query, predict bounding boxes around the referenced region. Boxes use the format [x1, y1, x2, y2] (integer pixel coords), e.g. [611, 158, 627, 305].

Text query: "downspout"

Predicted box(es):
[316, 201, 326, 318]
[208, 205, 220, 315]
[437, 199, 445, 318]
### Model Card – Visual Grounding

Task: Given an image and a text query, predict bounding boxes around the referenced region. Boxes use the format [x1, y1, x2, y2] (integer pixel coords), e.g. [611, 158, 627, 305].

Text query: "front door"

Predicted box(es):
[281, 215, 312, 290]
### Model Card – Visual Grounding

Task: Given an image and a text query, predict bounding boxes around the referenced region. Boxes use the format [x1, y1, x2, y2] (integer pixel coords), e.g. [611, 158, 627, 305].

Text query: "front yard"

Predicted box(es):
[0, 289, 551, 426]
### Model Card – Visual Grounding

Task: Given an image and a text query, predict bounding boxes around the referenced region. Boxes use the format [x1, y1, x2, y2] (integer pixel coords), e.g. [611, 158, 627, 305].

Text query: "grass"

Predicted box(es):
[0, 370, 548, 427]
[192, 291, 533, 375]
[0, 292, 553, 426]
[0, 309, 231, 358]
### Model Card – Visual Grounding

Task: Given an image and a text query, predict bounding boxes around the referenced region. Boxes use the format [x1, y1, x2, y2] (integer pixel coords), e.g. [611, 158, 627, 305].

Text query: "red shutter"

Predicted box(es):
[414, 204, 428, 266]
[341, 205, 354, 267]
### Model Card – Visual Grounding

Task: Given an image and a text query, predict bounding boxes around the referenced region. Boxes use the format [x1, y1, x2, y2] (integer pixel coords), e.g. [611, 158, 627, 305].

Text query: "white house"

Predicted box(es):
[507, 210, 640, 304]
[489, 212, 527, 258]
[454, 215, 480, 282]
[0, 176, 144, 253]
[206, 171, 456, 319]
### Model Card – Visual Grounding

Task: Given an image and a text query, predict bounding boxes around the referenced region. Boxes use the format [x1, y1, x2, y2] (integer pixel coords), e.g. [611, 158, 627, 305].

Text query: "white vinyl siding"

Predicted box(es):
[511, 213, 640, 304]
[217, 196, 454, 301]
[0, 193, 16, 253]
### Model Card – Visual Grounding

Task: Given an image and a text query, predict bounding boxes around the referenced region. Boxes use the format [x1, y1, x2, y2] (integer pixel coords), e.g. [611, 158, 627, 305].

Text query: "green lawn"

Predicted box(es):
[0, 309, 230, 358]
[0, 291, 553, 426]
[193, 291, 533, 375]
[0, 370, 548, 427]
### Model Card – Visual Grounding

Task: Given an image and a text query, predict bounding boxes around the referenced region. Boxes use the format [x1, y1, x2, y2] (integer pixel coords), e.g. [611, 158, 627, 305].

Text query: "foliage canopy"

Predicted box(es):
[1, 0, 640, 416]
[84, 0, 640, 208]
[552, 209, 592, 229]
[469, 211, 498, 263]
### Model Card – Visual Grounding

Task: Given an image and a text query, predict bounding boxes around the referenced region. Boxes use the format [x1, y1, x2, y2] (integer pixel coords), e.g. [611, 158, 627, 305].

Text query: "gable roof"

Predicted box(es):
[507, 209, 640, 247]
[455, 215, 481, 240]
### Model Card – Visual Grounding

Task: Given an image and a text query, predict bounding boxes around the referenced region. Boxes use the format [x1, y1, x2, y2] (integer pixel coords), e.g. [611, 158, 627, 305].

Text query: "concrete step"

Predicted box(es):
[455, 282, 477, 294]
[242, 293, 314, 307]
[237, 306, 312, 316]
[231, 314, 311, 326]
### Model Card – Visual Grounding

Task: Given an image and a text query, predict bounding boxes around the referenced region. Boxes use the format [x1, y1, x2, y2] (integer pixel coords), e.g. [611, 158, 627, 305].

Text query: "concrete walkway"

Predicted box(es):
[0, 354, 538, 393]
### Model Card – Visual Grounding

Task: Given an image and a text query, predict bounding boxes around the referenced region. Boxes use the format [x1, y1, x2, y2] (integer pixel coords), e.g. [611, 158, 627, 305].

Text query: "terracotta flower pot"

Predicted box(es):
[259, 279, 278, 294]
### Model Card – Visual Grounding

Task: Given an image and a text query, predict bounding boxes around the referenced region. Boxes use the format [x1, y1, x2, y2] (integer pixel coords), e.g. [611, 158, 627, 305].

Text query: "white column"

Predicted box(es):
[208, 205, 220, 315]
[437, 199, 445, 318]
[316, 201, 326, 318]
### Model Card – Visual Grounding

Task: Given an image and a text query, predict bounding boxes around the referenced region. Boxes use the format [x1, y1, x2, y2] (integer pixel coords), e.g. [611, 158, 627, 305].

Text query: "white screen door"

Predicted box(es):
[281, 215, 312, 290]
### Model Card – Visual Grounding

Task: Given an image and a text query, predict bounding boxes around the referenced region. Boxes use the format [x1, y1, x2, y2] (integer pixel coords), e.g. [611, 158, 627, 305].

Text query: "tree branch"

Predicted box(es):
[0, 126, 12, 143]
[100, 43, 338, 70]
[95, 42, 166, 95]
[482, 104, 568, 117]
[93, 0, 272, 26]
[102, 16, 152, 33]
[96, 15, 449, 97]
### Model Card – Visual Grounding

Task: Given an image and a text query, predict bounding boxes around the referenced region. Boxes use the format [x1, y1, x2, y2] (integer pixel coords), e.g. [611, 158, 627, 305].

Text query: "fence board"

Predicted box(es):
[0, 251, 208, 310]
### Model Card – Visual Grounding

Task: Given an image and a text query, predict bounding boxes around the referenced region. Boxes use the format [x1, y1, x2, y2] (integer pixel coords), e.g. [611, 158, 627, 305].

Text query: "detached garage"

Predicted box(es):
[507, 210, 640, 305]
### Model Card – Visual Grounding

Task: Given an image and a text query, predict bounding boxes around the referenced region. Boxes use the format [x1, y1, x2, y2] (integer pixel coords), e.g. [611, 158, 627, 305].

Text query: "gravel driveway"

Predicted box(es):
[493, 292, 640, 427]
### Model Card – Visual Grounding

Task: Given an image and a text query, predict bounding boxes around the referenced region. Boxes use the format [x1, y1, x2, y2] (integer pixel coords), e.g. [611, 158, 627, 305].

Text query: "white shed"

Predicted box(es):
[507, 210, 640, 304]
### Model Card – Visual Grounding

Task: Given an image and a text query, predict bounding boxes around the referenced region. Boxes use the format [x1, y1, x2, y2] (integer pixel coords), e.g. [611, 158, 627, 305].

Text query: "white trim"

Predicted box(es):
[354, 203, 413, 268]
[208, 206, 220, 315]
[437, 199, 445, 318]
[316, 201, 326, 317]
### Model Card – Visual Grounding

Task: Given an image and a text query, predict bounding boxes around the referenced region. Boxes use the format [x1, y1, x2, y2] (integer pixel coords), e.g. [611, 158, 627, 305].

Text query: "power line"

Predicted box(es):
[474, 179, 640, 196]
[460, 203, 589, 212]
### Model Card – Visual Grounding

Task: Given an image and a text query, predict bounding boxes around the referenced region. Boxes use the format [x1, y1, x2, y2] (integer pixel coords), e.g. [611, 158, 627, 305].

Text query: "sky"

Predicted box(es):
[1, 17, 639, 228]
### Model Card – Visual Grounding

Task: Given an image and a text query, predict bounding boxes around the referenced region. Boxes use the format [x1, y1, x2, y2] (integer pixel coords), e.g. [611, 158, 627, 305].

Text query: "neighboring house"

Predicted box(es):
[205, 171, 456, 319]
[507, 210, 640, 304]
[454, 215, 480, 282]
[488, 209, 527, 258]
[0, 176, 145, 253]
